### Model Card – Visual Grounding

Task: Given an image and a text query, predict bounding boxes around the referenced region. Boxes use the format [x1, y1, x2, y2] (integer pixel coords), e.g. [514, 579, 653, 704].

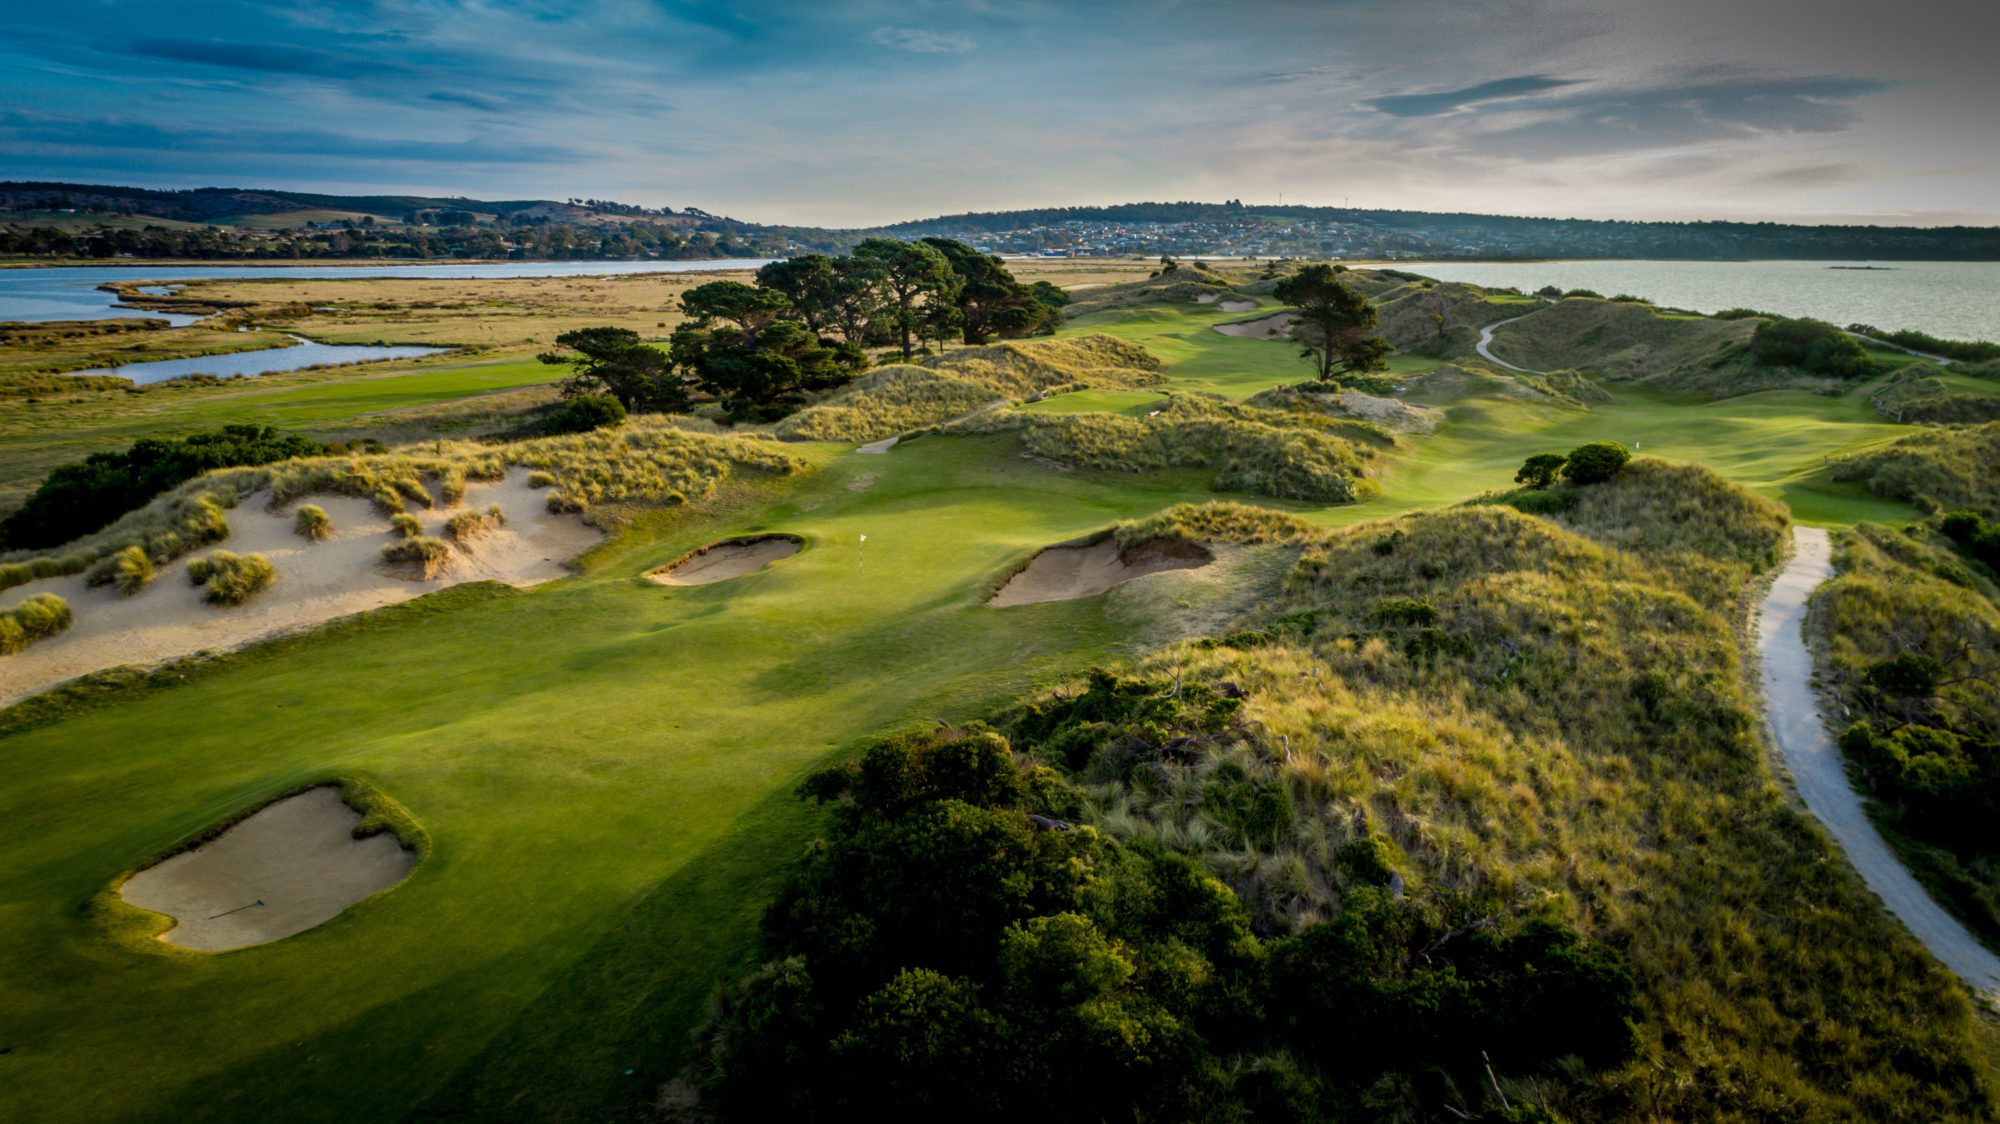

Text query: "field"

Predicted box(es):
[0, 258, 1985, 1121]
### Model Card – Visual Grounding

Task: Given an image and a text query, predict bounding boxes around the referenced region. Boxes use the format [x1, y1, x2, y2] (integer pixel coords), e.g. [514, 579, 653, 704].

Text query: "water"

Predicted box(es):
[0, 259, 776, 325]
[1391, 260, 2000, 343]
[67, 336, 448, 385]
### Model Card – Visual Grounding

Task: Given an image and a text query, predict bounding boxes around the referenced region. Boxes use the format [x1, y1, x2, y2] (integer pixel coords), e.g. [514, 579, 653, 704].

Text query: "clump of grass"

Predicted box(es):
[1832, 420, 2000, 518]
[380, 536, 451, 579]
[390, 512, 423, 539]
[526, 470, 557, 489]
[186, 550, 275, 605]
[294, 504, 331, 541]
[961, 393, 1392, 504]
[0, 592, 73, 654]
[102, 545, 155, 597]
[444, 505, 505, 547]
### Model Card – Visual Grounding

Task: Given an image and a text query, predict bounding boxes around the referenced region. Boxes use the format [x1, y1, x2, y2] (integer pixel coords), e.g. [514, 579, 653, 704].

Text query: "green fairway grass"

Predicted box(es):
[1015, 387, 1166, 416]
[0, 435, 1298, 1123]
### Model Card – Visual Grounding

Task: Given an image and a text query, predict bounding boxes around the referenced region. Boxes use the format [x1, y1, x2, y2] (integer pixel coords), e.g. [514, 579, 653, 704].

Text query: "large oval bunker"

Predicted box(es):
[119, 786, 416, 951]
[648, 534, 802, 586]
[990, 536, 1213, 607]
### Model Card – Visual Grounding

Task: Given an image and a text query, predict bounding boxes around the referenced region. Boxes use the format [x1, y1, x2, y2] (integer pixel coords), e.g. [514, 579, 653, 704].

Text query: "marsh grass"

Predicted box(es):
[960, 392, 1393, 504]
[0, 592, 72, 654]
[187, 550, 275, 605]
[993, 465, 1997, 1119]
[0, 417, 806, 593]
[294, 504, 330, 541]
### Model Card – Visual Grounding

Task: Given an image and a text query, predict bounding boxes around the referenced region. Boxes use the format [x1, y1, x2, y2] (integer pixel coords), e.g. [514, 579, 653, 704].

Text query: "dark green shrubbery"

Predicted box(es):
[1561, 441, 1631, 484]
[1750, 317, 1876, 379]
[1941, 509, 2000, 573]
[0, 424, 327, 551]
[543, 393, 626, 435]
[1848, 323, 2000, 363]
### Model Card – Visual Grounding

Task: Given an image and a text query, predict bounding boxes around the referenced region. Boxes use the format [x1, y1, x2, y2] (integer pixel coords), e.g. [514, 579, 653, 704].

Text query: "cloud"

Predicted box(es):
[1367, 75, 1586, 117]
[126, 37, 368, 78]
[868, 27, 975, 55]
[428, 89, 513, 113]
[1475, 73, 1904, 157]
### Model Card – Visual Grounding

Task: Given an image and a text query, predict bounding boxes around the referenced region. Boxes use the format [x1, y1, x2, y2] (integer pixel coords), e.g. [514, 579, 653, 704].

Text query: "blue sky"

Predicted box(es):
[2, 0, 1995, 226]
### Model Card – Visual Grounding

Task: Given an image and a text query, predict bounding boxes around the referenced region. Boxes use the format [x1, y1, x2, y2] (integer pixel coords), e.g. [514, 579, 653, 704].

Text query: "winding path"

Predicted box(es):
[1757, 526, 2000, 998]
[1475, 316, 1540, 373]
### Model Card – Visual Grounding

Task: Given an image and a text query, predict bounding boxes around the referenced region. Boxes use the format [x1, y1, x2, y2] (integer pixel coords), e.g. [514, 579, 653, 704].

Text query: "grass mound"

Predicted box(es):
[444, 505, 506, 546]
[0, 592, 71, 654]
[1482, 298, 1767, 392]
[1061, 263, 1239, 317]
[776, 334, 1168, 443]
[0, 418, 807, 593]
[381, 536, 451, 579]
[1373, 280, 1527, 355]
[979, 469, 1990, 1120]
[1832, 421, 2000, 517]
[961, 393, 1393, 504]
[293, 504, 330, 541]
[1870, 363, 2000, 425]
[186, 550, 275, 605]
[1246, 384, 1441, 433]
[1396, 362, 1602, 408]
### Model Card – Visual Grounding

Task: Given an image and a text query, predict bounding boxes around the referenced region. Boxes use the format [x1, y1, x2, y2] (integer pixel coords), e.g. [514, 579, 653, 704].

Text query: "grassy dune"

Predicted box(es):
[1832, 421, 2000, 518]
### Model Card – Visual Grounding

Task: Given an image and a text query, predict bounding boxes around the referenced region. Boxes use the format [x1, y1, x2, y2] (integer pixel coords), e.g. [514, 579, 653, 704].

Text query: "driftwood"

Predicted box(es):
[1027, 814, 1074, 833]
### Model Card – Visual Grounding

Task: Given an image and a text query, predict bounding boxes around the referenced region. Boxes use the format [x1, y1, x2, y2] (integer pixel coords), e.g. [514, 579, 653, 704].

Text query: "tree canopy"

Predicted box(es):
[1273, 264, 1393, 383]
[536, 326, 687, 413]
[854, 237, 956, 360]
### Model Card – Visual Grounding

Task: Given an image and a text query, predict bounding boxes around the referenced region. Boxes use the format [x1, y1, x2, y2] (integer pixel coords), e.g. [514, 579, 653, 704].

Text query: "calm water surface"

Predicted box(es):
[0, 259, 775, 324]
[67, 336, 448, 385]
[1394, 260, 2000, 342]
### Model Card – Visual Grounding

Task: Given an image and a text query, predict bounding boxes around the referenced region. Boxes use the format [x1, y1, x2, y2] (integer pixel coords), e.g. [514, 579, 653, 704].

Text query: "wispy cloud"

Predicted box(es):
[868, 27, 975, 55]
[1366, 75, 1585, 117]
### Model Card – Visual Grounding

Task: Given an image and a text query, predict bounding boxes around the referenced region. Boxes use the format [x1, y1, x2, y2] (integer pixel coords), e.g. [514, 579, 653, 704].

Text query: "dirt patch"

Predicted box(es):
[649, 535, 801, 586]
[1212, 312, 1296, 339]
[989, 536, 1214, 607]
[119, 786, 414, 951]
[0, 468, 602, 708]
[1216, 298, 1258, 313]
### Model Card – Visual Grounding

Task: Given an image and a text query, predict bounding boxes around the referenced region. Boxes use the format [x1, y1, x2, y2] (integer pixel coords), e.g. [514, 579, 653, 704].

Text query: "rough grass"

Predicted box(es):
[776, 334, 1169, 443]
[1004, 465, 1991, 1121]
[1481, 298, 1776, 394]
[186, 550, 276, 605]
[959, 392, 1394, 504]
[0, 418, 807, 593]
[0, 592, 72, 654]
[93, 544, 156, 597]
[445, 505, 506, 546]
[1831, 421, 2000, 518]
[1373, 280, 1529, 356]
[294, 504, 330, 541]
[1870, 364, 2000, 426]
[381, 536, 451, 579]
[1060, 263, 1240, 317]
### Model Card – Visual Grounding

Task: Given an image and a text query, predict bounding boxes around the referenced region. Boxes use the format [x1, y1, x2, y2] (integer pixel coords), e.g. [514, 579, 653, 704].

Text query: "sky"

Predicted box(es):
[2, 0, 1997, 228]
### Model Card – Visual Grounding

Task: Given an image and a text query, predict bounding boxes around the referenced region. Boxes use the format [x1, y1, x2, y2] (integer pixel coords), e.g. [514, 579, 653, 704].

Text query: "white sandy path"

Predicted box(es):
[1758, 525, 2000, 999]
[1475, 315, 1541, 373]
[0, 467, 600, 707]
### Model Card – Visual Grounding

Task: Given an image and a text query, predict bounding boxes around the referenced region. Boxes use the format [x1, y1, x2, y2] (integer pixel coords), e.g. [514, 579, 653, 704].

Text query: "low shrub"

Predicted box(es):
[294, 504, 331, 541]
[381, 536, 451, 578]
[186, 550, 275, 605]
[1562, 441, 1631, 484]
[444, 505, 506, 546]
[545, 394, 626, 434]
[0, 592, 73, 654]
[108, 545, 154, 596]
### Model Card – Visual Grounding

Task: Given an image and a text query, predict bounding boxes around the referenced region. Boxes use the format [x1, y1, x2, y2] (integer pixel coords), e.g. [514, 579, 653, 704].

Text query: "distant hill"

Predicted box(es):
[0, 182, 705, 226]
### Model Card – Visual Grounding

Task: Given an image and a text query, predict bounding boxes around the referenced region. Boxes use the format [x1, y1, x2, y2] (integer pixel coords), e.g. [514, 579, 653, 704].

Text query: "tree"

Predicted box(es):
[536, 327, 687, 413]
[854, 238, 956, 359]
[1561, 441, 1631, 484]
[921, 237, 1051, 344]
[679, 280, 793, 335]
[670, 319, 863, 423]
[755, 256, 841, 334]
[1514, 453, 1567, 489]
[1273, 264, 1392, 383]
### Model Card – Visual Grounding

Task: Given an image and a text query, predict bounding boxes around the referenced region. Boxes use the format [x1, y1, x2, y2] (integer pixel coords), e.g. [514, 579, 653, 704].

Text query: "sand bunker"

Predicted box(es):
[649, 535, 801, 586]
[1194, 291, 1223, 304]
[119, 786, 414, 951]
[990, 536, 1214, 607]
[1216, 298, 1257, 313]
[0, 467, 602, 708]
[1212, 312, 1296, 339]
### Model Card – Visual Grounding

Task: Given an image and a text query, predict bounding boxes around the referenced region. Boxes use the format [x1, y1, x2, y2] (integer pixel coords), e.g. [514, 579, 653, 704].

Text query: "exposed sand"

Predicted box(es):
[1216, 298, 1258, 313]
[1194, 291, 1223, 304]
[990, 536, 1214, 607]
[1212, 312, 1296, 339]
[119, 786, 414, 951]
[0, 468, 601, 707]
[856, 436, 899, 454]
[649, 535, 800, 585]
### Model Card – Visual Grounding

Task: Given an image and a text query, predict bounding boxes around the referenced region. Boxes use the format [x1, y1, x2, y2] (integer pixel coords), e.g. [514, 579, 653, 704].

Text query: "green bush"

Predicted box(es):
[545, 394, 626, 435]
[1514, 452, 1566, 488]
[186, 550, 275, 605]
[294, 504, 331, 541]
[0, 592, 73, 653]
[1562, 441, 1631, 484]
[1751, 317, 1875, 378]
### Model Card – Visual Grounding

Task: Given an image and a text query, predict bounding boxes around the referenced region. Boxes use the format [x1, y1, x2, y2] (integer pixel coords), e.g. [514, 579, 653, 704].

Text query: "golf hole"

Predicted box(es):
[648, 534, 803, 586]
[989, 536, 1214, 607]
[119, 786, 416, 951]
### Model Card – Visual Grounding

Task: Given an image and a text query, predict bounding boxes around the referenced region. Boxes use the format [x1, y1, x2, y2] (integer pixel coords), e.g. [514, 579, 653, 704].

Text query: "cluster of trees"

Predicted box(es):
[0, 219, 777, 262]
[1514, 441, 1633, 489]
[1749, 317, 1876, 379]
[541, 239, 1066, 423]
[1272, 264, 1392, 383]
[1943, 510, 2000, 573]
[0, 425, 327, 550]
[1848, 324, 2000, 364]
[695, 682, 1637, 1121]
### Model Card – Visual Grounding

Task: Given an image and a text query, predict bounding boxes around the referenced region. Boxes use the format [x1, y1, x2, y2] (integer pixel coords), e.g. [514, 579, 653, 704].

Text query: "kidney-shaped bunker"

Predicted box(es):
[648, 534, 803, 586]
[119, 785, 416, 951]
